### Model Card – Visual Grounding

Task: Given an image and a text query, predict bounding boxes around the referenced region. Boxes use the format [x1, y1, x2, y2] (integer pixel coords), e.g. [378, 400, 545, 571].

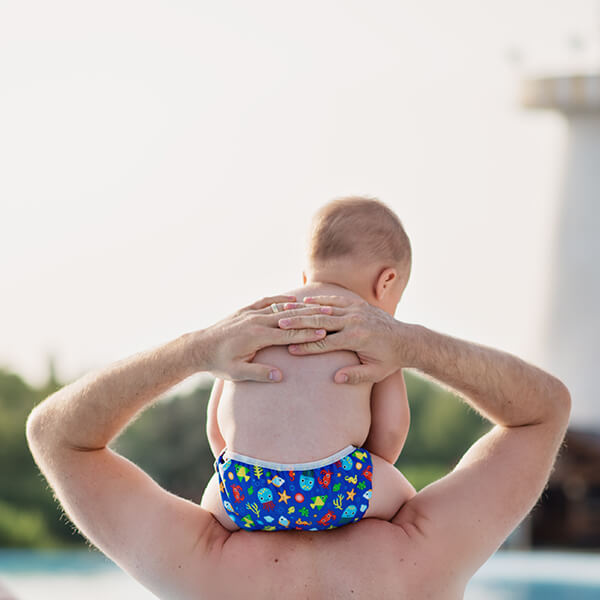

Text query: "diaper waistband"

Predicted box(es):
[217, 445, 357, 471]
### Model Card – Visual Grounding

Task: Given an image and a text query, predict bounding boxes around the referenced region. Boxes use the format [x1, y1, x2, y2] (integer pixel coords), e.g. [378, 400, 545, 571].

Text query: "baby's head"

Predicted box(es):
[303, 196, 412, 315]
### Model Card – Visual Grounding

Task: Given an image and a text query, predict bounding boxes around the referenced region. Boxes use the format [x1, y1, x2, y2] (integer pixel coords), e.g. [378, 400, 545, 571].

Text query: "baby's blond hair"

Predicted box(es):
[308, 196, 411, 277]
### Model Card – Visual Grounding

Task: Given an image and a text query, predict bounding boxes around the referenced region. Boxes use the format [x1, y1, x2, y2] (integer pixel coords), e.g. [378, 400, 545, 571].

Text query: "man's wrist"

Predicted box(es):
[392, 321, 426, 370]
[181, 329, 212, 374]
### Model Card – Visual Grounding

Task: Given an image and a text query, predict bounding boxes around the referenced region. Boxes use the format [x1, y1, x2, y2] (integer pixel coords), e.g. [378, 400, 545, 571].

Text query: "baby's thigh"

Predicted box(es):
[364, 453, 417, 521]
[200, 471, 240, 532]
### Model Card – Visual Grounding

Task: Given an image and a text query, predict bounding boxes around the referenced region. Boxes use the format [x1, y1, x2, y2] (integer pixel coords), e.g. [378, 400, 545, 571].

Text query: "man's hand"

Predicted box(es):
[195, 294, 335, 383]
[277, 295, 415, 384]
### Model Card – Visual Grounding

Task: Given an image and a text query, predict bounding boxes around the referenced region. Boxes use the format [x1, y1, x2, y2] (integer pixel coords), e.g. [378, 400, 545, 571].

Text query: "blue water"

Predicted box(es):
[0, 549, 599, 599]
[0, 549, 154, 600]
[469, 581, 600, 599]
[465, 550, 600, 599]
[0, 549, 113, 573]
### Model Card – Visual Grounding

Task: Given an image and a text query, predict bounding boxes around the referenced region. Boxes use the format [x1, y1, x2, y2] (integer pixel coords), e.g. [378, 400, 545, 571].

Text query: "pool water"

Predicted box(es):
[466, 551, 600, 599]
[0, 549, 598, 599]
[0, 550, 155, 599]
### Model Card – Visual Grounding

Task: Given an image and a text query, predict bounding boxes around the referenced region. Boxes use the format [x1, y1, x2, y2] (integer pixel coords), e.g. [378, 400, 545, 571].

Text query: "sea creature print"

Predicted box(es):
[257, 487, 275, 511]
[267, 475, 285, 488]
[341, 505, 357, 520]
[278, 516, 290, 528]
[340, 456, 353, 470]
[317, 511, 337, 527]
[231, 485, 245, 503]
[235, 464, 250, 482]
[299, 471, 315, 491]
[318, 469, 331, 488]
[295, 518, 312, 527]
[310, 495, 328, 510]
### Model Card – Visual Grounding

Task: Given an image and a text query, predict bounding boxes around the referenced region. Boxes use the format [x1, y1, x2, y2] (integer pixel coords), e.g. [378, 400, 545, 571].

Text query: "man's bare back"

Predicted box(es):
[197, 510, 466, 599]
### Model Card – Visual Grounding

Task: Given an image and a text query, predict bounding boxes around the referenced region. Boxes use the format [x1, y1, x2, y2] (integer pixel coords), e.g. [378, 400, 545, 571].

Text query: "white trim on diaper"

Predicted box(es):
[223, 445, 357, 471]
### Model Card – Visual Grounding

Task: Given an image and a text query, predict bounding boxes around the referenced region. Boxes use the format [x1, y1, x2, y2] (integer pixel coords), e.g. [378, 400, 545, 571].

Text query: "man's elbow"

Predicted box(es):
[26, 409, 41, 446]
[559, 381, 572, 418]
[550, 377, 571, 427]
[25, 406, 50, 457]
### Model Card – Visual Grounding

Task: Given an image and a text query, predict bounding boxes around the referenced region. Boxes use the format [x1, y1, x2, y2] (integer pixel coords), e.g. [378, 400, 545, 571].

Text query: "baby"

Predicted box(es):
[200, 196, 416, 532]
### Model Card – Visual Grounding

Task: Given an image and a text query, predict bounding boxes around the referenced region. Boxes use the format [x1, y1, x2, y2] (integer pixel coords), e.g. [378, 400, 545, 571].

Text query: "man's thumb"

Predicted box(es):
[235, 363, 283, 383]
[334, 366, 378, 385]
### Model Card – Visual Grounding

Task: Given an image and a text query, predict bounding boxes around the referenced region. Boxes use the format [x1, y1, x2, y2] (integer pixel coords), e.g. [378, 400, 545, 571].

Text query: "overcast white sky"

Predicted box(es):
[1, 0, 599, 390]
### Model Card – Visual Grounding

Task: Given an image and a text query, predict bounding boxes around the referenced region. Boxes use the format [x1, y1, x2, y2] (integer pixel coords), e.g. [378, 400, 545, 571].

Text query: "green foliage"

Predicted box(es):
[0, 361, 492, 548]
[396, 370, 491, 489]
[0, 365, 82, 548]
[0, 500, 58, 548]
[110, 386, 214, 502]
[399, 464, 449, 492]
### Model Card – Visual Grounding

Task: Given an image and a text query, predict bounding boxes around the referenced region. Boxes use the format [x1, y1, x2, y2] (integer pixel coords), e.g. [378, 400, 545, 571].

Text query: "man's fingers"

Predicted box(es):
[303, 295, 357, 308]
[269, 327, 329, 346]
[333, 365, 381, 385]
[248, 295, 297, 311]
[234, 363, 283, 383]
[287, 332, 345, 355]
[277, 313, 344, 331]
[256, 302, 310, 315]
[246, 294, 355, 312]
[256, 305, 344, 322]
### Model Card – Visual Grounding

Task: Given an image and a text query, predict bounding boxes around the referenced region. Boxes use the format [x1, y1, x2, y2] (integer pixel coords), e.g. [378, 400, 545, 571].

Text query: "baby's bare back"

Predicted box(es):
[217, 284, 373, 462]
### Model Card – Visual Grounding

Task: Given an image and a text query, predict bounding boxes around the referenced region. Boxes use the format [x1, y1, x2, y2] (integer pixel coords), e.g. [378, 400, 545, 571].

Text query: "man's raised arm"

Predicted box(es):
[281, 296, 571, 584]
[395, 325, 571, 568]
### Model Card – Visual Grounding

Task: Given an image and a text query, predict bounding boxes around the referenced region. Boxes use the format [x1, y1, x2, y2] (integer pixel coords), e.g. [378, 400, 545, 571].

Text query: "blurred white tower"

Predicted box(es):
[521, 73, 600, 431]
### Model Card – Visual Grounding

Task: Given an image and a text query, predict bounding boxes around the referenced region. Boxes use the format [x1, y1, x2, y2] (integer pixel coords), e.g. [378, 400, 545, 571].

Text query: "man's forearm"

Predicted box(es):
[27, 331, 199, 451]
[406, 324, 571, 427]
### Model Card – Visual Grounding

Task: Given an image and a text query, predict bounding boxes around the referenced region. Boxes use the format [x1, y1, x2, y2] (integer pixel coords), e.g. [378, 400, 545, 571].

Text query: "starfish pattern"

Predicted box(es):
[346, 488, 356, 501]
[278, 490, 291, 504]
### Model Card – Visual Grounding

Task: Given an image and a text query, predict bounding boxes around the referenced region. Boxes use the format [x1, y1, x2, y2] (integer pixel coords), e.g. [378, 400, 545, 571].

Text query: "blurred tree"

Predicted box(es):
[397, 370, 491, 490]
[110, 385, 214, 502]
[0, 364, 77, 547]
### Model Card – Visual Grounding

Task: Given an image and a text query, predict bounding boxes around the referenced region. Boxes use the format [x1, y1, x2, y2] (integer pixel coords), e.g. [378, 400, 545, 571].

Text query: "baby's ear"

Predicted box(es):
[374, 267, 397, 300]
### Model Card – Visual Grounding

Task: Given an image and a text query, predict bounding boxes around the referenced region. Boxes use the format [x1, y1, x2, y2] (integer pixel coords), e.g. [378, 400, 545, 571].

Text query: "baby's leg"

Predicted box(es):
[200, 471, 240, 532]
[363, 452, 417, 521]
[206, 378, 227, 459]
